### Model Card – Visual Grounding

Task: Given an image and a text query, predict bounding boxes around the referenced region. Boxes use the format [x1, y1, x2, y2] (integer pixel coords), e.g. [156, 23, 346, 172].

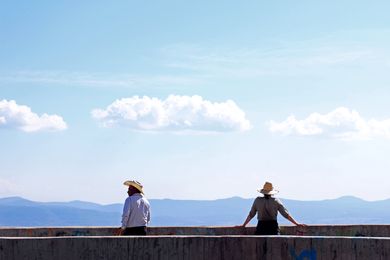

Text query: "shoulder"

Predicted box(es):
[142, 196, 150, 204]
[124, 196, 133, 205]
[273, 197, 284, 205]
[136, 194, 150, 204]
[126, 194, 141, 202]
[253, 196, 263, 203]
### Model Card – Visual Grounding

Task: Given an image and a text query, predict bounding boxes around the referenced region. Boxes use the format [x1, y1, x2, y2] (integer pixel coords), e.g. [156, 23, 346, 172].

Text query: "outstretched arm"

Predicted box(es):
[276, 199, 306, 227]
[287, 215, 306, 227]
[238, 198, 257, 228]
[242, 214, 254, 227]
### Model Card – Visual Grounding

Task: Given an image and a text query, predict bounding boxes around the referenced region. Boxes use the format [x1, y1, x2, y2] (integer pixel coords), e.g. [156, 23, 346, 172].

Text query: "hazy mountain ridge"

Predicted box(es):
[0, 196, 389, 226]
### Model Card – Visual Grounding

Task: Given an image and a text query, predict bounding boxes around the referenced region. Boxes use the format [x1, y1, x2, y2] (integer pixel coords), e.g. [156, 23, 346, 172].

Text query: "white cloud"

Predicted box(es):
[268, 107, 390, 140]
[0, 99, 67, 132]
[0, 70, 202, 88]
[92, 95, 252, 133]
[161, 43, 376, 78]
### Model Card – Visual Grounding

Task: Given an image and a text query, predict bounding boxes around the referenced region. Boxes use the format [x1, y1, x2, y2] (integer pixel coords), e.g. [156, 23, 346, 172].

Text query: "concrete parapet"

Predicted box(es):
[1, 225, 390, 237]
[1, 226, 390, 259]
[1, 235, 390, 260]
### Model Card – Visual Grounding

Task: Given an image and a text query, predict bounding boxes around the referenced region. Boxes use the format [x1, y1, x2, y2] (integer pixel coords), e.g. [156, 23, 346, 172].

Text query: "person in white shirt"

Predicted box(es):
[118, 180, 151, 236]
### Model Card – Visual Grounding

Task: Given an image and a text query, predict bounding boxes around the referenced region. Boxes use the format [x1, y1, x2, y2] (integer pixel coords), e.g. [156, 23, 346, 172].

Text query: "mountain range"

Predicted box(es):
[1, 196, 389, 226]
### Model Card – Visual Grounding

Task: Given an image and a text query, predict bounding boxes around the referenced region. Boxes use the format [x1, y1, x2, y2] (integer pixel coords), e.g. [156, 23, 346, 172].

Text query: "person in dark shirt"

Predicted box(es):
[241, 181, 305, 235]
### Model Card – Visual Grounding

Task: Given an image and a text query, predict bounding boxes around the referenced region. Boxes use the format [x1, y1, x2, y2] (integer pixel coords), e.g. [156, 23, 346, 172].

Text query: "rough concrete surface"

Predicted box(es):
[1, 235, 390, 260]
[0, 226, 390, 260]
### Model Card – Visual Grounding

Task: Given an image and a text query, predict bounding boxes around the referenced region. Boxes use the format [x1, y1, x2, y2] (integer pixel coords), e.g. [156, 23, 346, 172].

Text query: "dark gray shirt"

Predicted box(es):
[249, 196, 290, 221]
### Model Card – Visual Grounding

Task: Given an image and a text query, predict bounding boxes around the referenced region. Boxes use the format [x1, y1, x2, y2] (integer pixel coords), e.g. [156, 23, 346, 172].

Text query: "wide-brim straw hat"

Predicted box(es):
[124, 180, 144, 194]
[257, 181, 279, 195]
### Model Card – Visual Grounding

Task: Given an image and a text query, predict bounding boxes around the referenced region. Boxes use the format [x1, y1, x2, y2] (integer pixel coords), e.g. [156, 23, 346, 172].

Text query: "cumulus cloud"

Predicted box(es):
[268, 107, 390, 140]
[92, 95, 251, 133]
[0, 99, 67, 132]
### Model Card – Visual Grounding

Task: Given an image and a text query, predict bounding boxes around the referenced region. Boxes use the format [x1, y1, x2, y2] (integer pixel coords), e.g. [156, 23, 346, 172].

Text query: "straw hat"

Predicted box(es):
[123, 180, 144, 194]
[258, 182, 279, 195]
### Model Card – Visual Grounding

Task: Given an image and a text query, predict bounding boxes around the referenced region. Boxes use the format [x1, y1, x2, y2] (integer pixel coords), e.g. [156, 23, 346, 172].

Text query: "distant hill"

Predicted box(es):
[0, 196, 389, 227]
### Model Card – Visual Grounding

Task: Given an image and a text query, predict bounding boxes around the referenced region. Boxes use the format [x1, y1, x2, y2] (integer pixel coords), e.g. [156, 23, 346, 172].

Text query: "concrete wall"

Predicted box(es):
[1, 226, 390, 260]
[1, 225, 390, 237]
[1, 235, 390, 260]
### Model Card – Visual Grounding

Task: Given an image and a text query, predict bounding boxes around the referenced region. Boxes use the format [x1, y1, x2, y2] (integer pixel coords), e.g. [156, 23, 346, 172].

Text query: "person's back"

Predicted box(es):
[250, 196, 290, 221]
[119, 180, 151, 236]
[123, 193, 150, 227]
[241, 182, 305, 235]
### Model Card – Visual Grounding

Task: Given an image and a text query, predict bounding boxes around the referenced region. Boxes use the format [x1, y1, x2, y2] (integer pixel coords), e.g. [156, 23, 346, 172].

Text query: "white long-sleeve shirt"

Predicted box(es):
[121, 193, 151, 228]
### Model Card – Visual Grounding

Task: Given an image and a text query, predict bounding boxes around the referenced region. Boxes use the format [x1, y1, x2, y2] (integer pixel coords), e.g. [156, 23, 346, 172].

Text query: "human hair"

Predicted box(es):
[128, 186, 141, 195]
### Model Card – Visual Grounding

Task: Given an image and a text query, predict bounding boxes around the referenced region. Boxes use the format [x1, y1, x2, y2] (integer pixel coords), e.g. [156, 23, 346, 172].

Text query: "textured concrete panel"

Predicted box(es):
[1, 236, 390, 260]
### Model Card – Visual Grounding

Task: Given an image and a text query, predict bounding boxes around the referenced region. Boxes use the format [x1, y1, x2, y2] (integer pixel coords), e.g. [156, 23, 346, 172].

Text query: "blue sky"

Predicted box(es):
[1, 1, 390, 203]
